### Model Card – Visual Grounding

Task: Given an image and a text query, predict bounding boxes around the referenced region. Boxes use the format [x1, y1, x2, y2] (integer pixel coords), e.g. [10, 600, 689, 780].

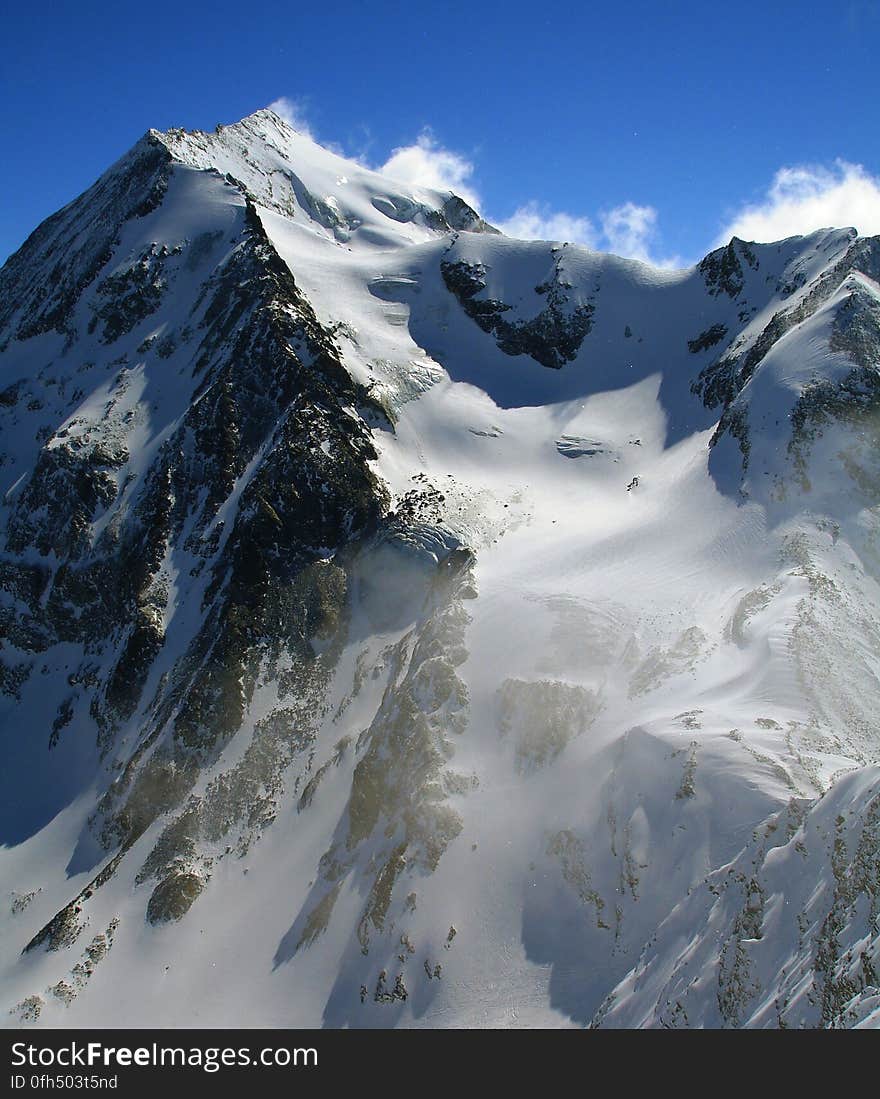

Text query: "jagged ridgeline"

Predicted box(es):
[0, 115, 482, 953]
[1, 110, 879, 1028]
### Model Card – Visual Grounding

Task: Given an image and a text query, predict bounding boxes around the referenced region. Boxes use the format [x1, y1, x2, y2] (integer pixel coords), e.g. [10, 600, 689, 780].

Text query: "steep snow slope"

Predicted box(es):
[595, 764, 880, 1028]
[1, 110, 878, 1028]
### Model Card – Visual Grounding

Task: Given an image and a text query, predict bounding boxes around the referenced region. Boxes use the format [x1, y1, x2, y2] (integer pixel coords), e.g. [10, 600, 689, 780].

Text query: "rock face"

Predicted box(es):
[693, 235, 880, 487]
[0, 135, 171, 344]
[440, 253, 594, 368]
[1, 109, 879, 1029]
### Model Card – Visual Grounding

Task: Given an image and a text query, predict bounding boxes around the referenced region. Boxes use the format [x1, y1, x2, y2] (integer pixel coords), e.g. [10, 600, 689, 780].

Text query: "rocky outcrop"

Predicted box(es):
[0, 135, 170, 343]
[441, 255, 594, 369]
[694, 236, 880, 493]
[695, 236, 880, 415]
[8, 172, 396, 948]
[699, 237, 759, 300]
[277, 545, 475, 982]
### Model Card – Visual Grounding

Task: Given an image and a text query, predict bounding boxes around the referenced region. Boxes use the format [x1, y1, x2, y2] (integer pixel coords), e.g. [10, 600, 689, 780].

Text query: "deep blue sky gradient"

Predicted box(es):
[1, 0, 878, 263]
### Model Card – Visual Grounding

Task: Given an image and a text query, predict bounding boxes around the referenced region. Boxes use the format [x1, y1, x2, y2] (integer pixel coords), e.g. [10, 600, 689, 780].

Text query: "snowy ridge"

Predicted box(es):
[1, 110, 879, 1028]
[158, 108, 496, 246]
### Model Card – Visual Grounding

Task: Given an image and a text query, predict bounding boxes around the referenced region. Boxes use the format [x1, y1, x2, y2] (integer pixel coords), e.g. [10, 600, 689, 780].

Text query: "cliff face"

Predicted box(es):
[1, 111, 878, 1028]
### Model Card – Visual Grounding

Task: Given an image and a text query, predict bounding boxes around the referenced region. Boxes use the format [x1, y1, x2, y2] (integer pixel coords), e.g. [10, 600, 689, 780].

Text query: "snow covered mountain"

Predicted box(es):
[1, 108, 878, 1029]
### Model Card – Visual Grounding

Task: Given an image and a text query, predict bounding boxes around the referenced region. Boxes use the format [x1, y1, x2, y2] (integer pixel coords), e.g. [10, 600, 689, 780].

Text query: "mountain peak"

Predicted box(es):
[1, 107, 878, 1029]
[145, 107, 495, 244]
[152, 105, 307, 152]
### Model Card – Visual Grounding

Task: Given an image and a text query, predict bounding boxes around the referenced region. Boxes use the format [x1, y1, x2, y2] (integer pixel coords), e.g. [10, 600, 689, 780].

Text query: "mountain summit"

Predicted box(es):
[1, 110, 878, 1029]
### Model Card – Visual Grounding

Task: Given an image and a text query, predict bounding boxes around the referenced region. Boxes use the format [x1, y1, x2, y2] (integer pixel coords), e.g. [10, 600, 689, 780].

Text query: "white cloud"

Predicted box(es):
[497, 198, 683, 268]
[267, 97, 314, 138]
[598, 202, 685, 268]
[495, 160, 880, 267]
[377, 131, 480, 209]
[495, 201, 597, 247]
[718, 160, 880, 244]
[600, 202, 658, 264]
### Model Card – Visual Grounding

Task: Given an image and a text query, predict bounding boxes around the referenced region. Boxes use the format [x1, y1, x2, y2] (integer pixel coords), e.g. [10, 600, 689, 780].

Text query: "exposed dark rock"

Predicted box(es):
[280, 548, 473, 964]
[10, 188, 397, 941]
[89, 243, 175, 344]
[699, 238, 758, 300]
[687, 323, 728, 354]
[6, 438, 127, 559]
[0, 135, 171, 341]
[0, 381, 22, 407]
[48, 696, 75, 750]
[104, 605, 165, 722]
[441, 258, 593, 369]
[696, 236, 880, 416]
[787, 364, 880, 493]
[425, 196, 498, 235]
[696, 237, 880, 475]
[146, 871, 204, 924]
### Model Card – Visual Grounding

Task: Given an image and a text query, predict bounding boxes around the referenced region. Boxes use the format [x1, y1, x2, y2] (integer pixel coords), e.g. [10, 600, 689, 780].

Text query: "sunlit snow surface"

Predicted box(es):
[1, 111, 878, 1028]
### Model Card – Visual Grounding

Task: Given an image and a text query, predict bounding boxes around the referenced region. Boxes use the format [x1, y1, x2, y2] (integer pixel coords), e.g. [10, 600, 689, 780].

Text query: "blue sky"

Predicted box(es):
[1, 0, 878, 266]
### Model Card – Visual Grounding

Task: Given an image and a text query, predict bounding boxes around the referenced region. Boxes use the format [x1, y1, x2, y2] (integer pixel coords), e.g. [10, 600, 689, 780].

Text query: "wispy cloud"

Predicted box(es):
[268, 97, 314, 138]
[717, 160, 880, 244]
[377, 130, 480, 209]
[495, 202, 597, 247]
[497, 162, 880, 266]
[601, 203, 656, 264]
[496, 199, 683, 268]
